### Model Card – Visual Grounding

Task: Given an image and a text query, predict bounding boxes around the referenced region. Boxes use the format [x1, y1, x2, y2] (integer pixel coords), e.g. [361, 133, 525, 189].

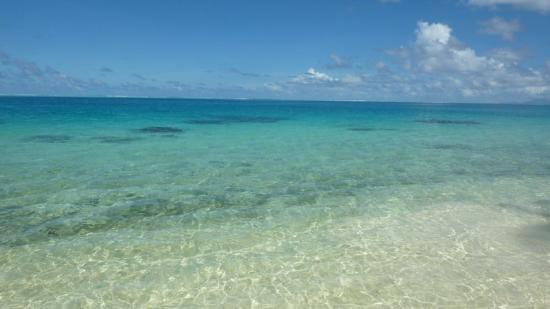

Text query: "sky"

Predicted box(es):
[1, 0, 550, 103]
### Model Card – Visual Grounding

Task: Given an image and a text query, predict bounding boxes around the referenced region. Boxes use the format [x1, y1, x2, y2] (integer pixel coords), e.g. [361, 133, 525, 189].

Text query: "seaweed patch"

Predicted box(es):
[160, 134, 179, 138]
[22, 135, 73, 143]
[91, 136, 142, 143]
[185, 119, 226, 125]
[348, 127, 376, 132]
[215, 115, 284, 123]
[416, 119, 481, 125]
[534, 199, 550, 207]
[497, 203, 550, 218]
[137, 126, 184, 133]
[348, 127, 395, 132]
[185, 115, 285, 125]
[426, 144, 474, 150]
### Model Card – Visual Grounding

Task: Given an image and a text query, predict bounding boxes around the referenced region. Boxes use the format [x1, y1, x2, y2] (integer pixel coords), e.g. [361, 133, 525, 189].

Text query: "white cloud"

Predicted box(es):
[341, 74, 364, 85]
[414, 21, 488, 73]
[264, 82, 283, 92]
[387, 21, 550, 101]
[480, 17, 521, 40]
[267, 21, 550, 102]
[292, 68, 338, 84]
[326, 53, 352, 69]
[267, 20, 549, 103]
[375, 61, 392, 73]
[416, 21, 452, 48]
[468, 0, 550, 12]
[490, 48, 521, 64]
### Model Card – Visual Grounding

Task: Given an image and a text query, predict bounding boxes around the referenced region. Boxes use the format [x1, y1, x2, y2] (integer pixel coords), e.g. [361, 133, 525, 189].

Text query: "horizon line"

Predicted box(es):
[0, 93, 547, 106]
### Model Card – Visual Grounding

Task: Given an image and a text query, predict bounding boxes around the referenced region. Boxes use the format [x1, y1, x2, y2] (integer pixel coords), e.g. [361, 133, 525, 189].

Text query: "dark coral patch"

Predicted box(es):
[160, 134, 179, 138]
[426, 144, 474, 150]
[348, 127, 376, 132]
[534, 199, 550, 207]
[497, 203, 550, 218]
[185, 119, 227, 125]
[137, 126, 184, 133]
[91, 136, 142, 143]
[416, 119, 481, 125]
[22, 135, 73, 143]
[348, 127, 395, 132]
[216, 115, 284, 123]
[185, 115, 285, 125]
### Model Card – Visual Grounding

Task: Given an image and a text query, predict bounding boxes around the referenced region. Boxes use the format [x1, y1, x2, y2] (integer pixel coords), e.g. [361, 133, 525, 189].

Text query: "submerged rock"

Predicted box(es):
[497, 203, 550, 218]
[216, 115, 284, 123]
[348, 127, 396, 132]
[416, 119, 481, 125]
[348, 127, 376, 132]
[160, 134, 180, 138]
[426, 144, 474, 150]
[185, 115, 285, 125]
[22, 135, 73, 143]
[185, 119, 227, 125]
[137, 126, 184, 133]
[91, 136, 142, 143]
[534, 199, 550, 208]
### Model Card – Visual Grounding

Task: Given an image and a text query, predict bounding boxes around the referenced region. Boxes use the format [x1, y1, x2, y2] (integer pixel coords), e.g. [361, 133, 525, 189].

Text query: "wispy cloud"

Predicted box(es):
[2, 25, 550, 104]
[132, 73, 146, 81]
[324, 53, 353, 69]
[0, 49, 194, 97]
[1, 50, 92, 94]
[468, 0, 550, 13]
[291, 68, 339, 85]
[0, 49, 277, 98]
[375, 61, 392, 74]
[99, 67, 114, 73]
[227, 68, 270, 78]
[480, 17, 521, 40]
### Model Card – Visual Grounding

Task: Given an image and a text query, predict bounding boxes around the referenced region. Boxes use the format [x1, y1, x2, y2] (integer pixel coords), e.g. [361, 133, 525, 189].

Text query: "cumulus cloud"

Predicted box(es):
[387, 21, 550, 101]
[413, 21, 489, 73]
[468, 0, 550, 12]
[272, 21, 550, 102]
[480, 17, 521, 40]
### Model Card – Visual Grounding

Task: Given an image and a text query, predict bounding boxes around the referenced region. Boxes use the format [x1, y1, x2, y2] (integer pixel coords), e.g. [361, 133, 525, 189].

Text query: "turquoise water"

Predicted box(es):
[1, 96, 550, 307]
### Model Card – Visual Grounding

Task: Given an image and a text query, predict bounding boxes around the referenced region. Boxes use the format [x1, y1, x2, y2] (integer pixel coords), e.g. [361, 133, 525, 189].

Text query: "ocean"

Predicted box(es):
[1, 96, 549, 307]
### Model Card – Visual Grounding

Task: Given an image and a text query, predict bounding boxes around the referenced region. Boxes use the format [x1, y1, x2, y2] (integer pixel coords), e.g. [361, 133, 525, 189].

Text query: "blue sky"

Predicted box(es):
[1, 0, 549, 102]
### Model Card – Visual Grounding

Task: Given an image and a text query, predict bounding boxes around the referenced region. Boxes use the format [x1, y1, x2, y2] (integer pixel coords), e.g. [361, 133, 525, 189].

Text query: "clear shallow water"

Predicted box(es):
[1, 96, 550, 307]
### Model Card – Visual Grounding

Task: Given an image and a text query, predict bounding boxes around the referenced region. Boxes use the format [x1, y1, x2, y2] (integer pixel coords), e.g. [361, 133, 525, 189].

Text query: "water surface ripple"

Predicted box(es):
[1, 97, 549, 307]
